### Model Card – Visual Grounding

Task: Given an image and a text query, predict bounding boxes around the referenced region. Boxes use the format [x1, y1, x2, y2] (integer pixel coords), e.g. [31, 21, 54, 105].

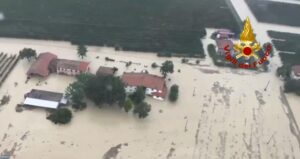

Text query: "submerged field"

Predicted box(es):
[268, 31, 300, 66]
[0, 37, 300, 159]
[0, 0, 239, 56]
[245, 0, 300, 27]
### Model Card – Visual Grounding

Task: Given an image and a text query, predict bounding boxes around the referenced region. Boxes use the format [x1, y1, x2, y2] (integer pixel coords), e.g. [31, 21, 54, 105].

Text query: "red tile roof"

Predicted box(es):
[292, 65, 300, 76]
[27, 52, 57, 77]
[122, 72, 167, 98]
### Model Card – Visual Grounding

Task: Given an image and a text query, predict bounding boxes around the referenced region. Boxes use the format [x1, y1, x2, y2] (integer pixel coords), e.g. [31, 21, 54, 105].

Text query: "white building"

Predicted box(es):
[23, 89, 68, 109]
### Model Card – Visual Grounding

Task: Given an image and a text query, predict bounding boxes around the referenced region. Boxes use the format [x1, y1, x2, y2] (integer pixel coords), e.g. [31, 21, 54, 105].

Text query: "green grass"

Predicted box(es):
[0, 0, 239, 56]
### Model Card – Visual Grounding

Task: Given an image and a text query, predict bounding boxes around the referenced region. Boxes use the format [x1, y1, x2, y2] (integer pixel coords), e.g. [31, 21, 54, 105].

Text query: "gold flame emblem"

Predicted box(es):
[234, 17, 261, 59]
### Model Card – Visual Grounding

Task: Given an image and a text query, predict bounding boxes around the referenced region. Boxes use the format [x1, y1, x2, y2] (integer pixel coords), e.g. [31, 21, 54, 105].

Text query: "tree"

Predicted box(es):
[124, 98, 133, 112]
[129, 87, 145, 104]
[169, 84, 179, 102]
[151, 62, 158, 68]
[133, 102, 151, 118]
[77, 44, 87, 59]
[76, 73, 94, 84]
[160, 60, 174, 77]
[181, 58, 189, 63]
[19, 48, 37, 61]
[65, 82, 85, 109]
[47, 108, 72, 124]
[85, 76, 126, 106]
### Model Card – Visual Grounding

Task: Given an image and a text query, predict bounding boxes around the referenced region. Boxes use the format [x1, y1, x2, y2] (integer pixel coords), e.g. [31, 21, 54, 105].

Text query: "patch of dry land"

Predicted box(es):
[0, 37, 300, 159]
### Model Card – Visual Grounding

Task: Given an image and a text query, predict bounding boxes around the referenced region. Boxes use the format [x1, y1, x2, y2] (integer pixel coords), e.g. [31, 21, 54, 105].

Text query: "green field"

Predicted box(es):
[0, 0, 239, 56]
[268, 31, 300, 66]
[246, 0, 300, 27]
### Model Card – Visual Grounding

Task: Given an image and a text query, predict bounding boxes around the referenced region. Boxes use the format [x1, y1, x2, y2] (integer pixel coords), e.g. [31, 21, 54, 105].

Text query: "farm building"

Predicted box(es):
[52, 59, 90, 76]
[27, 52, 57, 77]
[23, 89, 67, 109]
[96, 66, 116, 77]
[122, 72, 167, 100]
[291, 65, 300, 80]
[27, 53, 90, 77]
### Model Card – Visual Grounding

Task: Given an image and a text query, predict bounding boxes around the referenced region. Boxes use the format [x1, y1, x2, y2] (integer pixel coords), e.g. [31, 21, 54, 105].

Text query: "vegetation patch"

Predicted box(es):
[169, 85, 179, 102]
[245, 0, 300, 27]
[47, 108, 73, 124]
[0, 0, 239, 56]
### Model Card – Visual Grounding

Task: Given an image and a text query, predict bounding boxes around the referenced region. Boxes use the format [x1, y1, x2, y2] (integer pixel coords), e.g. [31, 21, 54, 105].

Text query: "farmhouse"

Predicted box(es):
[53, 59, 90, 76]
[291, 65, 300, 80]
[27, 53, 90, 77]
[27, 52, 57, 77]
[122, 72, 167, 100]
[96, 66, 116, 77]
[23, 89, 68, 109]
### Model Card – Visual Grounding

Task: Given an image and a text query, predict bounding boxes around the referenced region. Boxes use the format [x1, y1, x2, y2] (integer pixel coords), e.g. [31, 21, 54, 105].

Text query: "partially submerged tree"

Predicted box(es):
[160, 60, 174, 77]
[65, 73, 93, 110]
[19, 48, 37, 61]
[129, 87, 145, 104]
[65, 82, 86, 110]
[169, 84, 179, 102]
[76, 73, 94, 84]
[77, 44, 87, 59]
[133, 102, 151, 118]
[47, 108, 72, 124]
[151, 62, 159, 68]
[124, 98, 133, 112]
[85, 76, 126, 106]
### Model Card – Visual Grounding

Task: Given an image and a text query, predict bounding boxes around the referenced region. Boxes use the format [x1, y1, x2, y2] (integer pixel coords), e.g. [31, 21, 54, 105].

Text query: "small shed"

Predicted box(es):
[23, 89, 67, 109]
[96, 66, 116, 77]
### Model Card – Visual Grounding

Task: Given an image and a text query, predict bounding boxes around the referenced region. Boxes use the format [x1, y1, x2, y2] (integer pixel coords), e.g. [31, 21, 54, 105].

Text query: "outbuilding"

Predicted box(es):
[27, 52, 57, 77]
[23, 89, 67, 109]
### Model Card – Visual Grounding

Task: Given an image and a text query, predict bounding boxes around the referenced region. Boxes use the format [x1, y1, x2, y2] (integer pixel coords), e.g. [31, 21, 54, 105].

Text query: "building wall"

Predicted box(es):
[57, 68, 81, 76]
[125, 86, 164, 100]
[125, 86, 137, 94]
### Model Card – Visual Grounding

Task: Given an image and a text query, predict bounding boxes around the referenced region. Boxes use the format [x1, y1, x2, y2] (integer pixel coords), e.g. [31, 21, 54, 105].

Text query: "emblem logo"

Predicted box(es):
[224, 17, 272, 69]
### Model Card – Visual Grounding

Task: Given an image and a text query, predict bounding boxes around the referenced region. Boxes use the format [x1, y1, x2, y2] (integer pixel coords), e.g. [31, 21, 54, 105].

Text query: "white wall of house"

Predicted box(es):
[125, 86, 164, 100]
[125, 86, 137, 94]
[57, 68, 81, 76]
[291, 71, 300, 80]
[153, 96, 164, 101]
[145, 88, 159, 95]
